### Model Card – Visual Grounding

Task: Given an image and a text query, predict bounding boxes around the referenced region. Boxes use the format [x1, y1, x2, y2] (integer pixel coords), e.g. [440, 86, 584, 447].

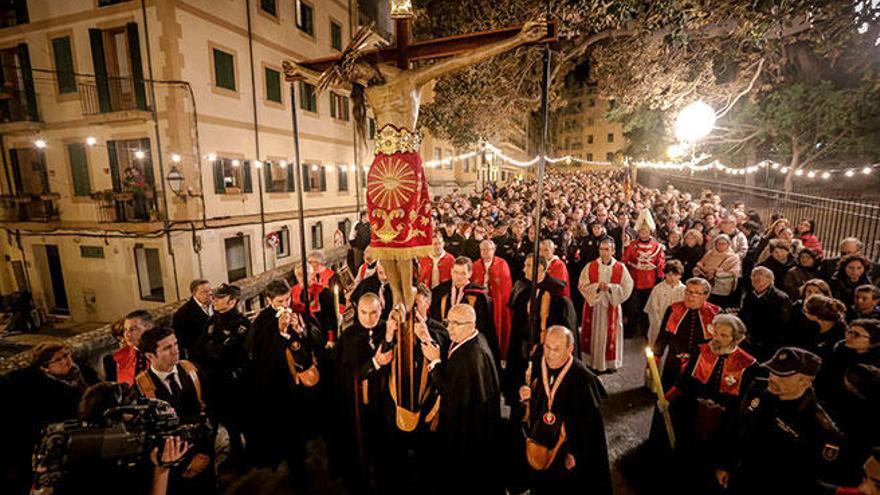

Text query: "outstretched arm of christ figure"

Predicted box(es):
[410, 19, 549, 87]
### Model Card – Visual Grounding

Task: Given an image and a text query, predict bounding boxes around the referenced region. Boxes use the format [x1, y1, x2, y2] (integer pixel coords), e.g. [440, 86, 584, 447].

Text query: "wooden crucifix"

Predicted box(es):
[283, 7, 554, 432]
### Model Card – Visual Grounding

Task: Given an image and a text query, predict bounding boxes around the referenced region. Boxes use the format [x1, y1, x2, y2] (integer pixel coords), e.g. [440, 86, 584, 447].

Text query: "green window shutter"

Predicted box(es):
[68, 143, 91, 196]
[330, 93, 336, 118]
[243, 160, 253, 192]
[126, 23, 148, 110]
[52, 37, 77, 94]
[107, 142, 121, 192]
[319, 166, 326, 191]
[265, 68, 281, 103]
[213, 49, 235, 90]
[302, 164, 310, 192]
[331, 22, 342, 50]
[263, 161, 274, 192]
[213, 160, 225, 194]
[298, 81, 306, 110]
[286, 162, 295, 191]
[302, 3, 314, 35]
[260, 0, 276, 16]
[16, 43, 38, 121]
[342, 96, 350, 121]
[88, 29, 111, 113]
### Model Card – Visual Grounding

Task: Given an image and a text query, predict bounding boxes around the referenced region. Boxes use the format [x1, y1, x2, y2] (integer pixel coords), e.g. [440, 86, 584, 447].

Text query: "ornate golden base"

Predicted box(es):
[370, 245, 433, 261]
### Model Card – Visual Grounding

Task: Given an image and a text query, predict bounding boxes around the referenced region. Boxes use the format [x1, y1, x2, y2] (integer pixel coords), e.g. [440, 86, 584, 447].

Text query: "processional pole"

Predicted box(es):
[289, 82, 311, 318]
[527, 6, 553, 351]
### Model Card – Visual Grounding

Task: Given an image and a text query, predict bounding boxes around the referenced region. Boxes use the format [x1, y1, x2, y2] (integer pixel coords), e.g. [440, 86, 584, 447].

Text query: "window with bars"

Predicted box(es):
[299, 81, 317, 112]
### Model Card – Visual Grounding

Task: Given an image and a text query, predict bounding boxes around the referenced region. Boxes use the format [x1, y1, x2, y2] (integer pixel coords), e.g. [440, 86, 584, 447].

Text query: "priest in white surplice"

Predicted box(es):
[579, 237, 633, 372]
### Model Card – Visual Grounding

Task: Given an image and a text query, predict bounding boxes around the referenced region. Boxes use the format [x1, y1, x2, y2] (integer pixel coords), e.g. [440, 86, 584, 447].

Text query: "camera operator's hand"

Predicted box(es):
[182, 453, 211, 479]
[150, 436, 190, 470]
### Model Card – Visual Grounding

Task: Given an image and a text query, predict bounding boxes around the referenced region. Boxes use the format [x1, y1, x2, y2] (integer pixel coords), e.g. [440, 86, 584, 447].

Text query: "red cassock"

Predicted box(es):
[471, 256, 513, 360]
[312, 267, 335, 289]
[290, 284, 323, 315]
[366, 125, 433, 260]
[418, 253, 455, 288]
[546, 256, 571, 297]
[622, 238, 665, 290]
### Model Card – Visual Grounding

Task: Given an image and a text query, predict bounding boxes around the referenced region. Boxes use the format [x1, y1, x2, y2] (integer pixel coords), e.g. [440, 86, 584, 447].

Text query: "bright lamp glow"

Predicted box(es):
[863, 167, 872, 175]
[675, 101, 716, 142]
[86, 136, 98, 147]
[171, 153, 182, 163]
[666, 144, 685, 159]
[231, 159, 240, 167]
[206, 153, 217, 162]
[279, 160, 288, 168]
[846, 170, 855, 177]
[134, 150, 146, 160]
[34, 139, 47, 149]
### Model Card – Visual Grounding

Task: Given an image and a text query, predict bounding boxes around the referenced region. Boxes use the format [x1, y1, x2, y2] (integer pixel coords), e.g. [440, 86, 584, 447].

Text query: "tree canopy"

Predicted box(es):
[412, 0, 880, 174]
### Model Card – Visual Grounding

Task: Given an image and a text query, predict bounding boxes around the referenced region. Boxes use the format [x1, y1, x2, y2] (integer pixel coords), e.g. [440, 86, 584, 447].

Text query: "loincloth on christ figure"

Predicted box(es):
[366, 124, 433, 260]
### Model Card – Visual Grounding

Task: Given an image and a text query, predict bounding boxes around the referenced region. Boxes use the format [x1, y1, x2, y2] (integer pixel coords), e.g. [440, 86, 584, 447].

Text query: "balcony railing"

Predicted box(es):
[0, 194, 59, 222]
[78, 76, 151, 115]
[0, 88, 39, 123]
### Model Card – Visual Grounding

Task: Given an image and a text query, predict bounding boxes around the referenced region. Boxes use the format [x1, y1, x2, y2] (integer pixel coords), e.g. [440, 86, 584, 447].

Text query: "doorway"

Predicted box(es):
[32, 244, 69, 315]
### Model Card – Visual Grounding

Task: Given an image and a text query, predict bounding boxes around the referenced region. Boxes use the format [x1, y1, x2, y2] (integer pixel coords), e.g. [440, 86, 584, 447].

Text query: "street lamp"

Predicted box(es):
[165, 166, 185, 197]
[675, 101, 716, 142]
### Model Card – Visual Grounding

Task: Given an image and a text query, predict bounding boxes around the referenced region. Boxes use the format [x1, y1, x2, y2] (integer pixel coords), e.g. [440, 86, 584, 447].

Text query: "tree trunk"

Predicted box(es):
[783, 146, 801, 193]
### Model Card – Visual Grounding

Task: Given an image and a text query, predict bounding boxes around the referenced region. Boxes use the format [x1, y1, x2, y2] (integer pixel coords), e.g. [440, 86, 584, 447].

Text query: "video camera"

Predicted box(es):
[33, 391, 212, 488]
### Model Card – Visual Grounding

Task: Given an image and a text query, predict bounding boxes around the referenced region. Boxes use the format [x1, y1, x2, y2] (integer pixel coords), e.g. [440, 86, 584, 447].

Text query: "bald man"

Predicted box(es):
[519, 326, 611, 495]
[335, 293, 394, 492]
[422, 304, 503, 494]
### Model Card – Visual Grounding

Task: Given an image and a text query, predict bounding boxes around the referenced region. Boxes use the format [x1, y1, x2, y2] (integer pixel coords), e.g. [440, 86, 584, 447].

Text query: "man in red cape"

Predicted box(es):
[419, 232, 455, 289]
[471, 240, 513, 362]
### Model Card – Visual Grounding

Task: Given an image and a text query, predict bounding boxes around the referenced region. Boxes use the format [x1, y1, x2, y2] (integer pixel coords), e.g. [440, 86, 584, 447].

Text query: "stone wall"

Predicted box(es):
[0, 247, 349, 375]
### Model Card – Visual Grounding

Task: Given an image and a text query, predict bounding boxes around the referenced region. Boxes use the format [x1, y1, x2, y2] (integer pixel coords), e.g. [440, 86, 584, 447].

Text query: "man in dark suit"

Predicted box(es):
[135, 326, 214, 495]
[430, 256, 500, 366]
[172, 279, 213, 360]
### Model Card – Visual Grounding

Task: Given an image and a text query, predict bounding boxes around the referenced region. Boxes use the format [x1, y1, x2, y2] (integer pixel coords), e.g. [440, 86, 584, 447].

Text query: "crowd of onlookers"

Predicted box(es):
[0, 169, 878, 495]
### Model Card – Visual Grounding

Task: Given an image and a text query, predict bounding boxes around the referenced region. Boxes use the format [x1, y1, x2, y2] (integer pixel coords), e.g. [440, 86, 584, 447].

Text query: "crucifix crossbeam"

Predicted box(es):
[299, 19, 558, 72]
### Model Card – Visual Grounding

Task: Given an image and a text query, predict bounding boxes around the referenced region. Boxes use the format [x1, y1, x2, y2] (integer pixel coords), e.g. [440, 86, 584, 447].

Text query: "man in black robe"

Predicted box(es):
[519, 326, 611, 495]
[430, 256, 500, 366]
[246, 280, 324, 475]
[335, 293, 394, 494]
[172, 278, 213, 360]
[349, 262, 394, 321]
[421, 304, 503, 495]
[506, 254, 578, 408]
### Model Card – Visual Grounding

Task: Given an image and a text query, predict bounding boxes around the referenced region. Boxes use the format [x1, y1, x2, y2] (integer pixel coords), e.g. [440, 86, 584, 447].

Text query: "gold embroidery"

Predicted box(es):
[368, 156, 419, 210]
[373, 208, 405, 242]
[375, 125, 422, 155]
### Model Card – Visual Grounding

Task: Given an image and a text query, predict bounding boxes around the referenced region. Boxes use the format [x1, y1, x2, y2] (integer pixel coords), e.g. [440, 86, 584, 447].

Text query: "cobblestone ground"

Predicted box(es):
[220, 337, 655, 495]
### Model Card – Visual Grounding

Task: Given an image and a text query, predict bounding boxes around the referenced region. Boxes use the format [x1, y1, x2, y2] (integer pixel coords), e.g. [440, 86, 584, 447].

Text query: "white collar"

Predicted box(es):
[151, 363, 177, 381]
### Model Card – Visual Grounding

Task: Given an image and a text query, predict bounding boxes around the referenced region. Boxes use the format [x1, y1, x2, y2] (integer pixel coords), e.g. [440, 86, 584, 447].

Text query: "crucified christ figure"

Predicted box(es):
[284, 19, 548, 315]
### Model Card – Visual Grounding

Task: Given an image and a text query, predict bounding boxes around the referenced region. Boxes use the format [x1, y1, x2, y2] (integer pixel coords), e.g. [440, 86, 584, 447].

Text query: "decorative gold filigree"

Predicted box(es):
[374, 125, 421, 155]
[367, 156, 419, 210]
[373, 208, 405, 242]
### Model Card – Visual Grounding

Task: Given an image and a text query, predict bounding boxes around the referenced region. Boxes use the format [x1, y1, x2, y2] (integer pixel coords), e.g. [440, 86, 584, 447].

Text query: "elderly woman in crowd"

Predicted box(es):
[694, 234, 741, 308]
[802, 294, 850, 361]
[782, 247, 823, 299]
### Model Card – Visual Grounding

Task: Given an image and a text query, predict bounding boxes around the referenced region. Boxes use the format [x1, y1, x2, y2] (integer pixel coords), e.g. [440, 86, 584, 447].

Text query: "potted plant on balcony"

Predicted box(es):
[90, 189, 115, 206]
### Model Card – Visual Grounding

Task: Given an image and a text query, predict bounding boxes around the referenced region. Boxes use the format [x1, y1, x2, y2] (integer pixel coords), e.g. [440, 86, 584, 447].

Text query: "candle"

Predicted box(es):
[645, 347, 676, 449]
[332, 285, 341, 341]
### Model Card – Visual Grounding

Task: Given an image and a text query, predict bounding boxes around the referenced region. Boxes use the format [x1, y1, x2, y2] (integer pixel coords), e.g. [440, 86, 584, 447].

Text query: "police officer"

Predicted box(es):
[194, 283, 250, 467]
[717, 347, 845, 494]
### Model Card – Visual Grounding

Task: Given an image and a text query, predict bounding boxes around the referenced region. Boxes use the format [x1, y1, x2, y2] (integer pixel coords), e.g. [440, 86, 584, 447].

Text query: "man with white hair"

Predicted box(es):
[518, 326, 611, 494]
[472, 239, 513, 363]
[540, 239, 571, 297]
[737, 266, 791, 361]
[654, 314, 757, 492]
[421, 304, 502, 493]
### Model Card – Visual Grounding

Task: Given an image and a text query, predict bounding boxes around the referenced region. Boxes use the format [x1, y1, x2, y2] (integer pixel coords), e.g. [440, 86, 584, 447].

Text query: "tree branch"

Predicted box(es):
[716, 57, 765, 118]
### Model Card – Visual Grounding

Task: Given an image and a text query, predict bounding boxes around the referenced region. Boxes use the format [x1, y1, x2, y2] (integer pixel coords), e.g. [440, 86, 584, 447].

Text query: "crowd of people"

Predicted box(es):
[1, 170, 878, 495]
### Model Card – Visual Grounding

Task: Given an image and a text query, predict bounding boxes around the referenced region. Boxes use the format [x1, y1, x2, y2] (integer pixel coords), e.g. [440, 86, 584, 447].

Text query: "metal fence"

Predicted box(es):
[639, 170, 880, 262]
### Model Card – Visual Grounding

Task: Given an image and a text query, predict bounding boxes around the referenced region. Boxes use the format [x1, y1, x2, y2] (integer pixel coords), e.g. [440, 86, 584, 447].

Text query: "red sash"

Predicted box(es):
[113, 346, 149, 385]
[664, 301, 720, 338]
[580, 260, 625, 361]
[691, 344, 756, 396]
